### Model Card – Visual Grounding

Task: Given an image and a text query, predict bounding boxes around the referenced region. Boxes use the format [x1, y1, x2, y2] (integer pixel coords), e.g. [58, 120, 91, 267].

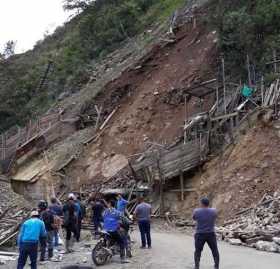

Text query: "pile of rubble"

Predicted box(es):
[218, 192, 280, 253]
[0, 182, 30, 247]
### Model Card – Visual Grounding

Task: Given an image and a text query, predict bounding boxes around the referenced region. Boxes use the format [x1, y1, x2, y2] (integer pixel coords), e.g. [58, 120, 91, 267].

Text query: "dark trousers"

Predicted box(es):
[65, 224, 78, 241]
[108, 231, 125, 258]
[194, 233, 220, 268]
[17, 242, 38, 269]
[40, 231, 54, 260]
[138, 220, 151, 247]
[92, 217, 102, 236]
[77, 218, 82, 241]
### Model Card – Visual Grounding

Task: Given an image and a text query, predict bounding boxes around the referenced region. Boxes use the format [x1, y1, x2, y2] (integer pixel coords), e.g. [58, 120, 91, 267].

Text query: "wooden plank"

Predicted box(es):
[210, 112, 238, 121]
[99, 108, 118, 130]
[264, 84, 274, 106]
[169, 188, 196, 192]
[180, 172, 184, 201]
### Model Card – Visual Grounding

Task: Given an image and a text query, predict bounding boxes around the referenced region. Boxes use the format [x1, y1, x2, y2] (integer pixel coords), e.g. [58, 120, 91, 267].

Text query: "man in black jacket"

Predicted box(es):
[38, 200, 55, 261]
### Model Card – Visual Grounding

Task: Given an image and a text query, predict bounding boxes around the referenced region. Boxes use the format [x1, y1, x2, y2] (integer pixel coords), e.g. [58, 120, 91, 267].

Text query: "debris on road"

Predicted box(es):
[218, 192, 280, 253]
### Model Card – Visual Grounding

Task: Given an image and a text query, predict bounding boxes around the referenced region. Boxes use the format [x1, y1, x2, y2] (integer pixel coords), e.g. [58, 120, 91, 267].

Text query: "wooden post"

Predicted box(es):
[261, 76, 264, 106]
[157, 158, 164, 216]
[221, 57, 227, 114]
[180, 171, 184, 201]
[247, 54, 252, 88]
[273, 50, 277, 73]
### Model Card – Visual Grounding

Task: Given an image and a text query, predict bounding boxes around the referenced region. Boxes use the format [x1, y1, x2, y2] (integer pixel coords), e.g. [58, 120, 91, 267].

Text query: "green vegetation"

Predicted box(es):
[211, 0, 280, 80]
[0, 0, 185, 132]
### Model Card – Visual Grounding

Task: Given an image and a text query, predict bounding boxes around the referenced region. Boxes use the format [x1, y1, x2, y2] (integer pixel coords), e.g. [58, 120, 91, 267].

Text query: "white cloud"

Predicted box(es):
[0, 0, 70, 53]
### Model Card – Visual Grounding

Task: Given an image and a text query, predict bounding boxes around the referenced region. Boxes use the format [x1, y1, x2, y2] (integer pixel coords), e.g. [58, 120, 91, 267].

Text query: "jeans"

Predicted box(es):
[138, 220, 151, 247]
[17, 242, 38, 269]
[40, 231, 54, 260]
[194, 233, 220, 268]
[54, 229, 60, 247]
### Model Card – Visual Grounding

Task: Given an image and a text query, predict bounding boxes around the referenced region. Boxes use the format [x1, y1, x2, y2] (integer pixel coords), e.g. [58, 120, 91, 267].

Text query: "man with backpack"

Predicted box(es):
[38, 200, 55, 261]
[49, 197, 63, 247]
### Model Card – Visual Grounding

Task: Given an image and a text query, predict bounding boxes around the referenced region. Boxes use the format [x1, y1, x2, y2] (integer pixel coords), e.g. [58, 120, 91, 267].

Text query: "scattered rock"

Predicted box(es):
[228, 238, 242, 246]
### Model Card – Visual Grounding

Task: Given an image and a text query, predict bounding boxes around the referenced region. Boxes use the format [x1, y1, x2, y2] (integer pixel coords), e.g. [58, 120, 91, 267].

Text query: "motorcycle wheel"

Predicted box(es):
[92, 242, 110, 266]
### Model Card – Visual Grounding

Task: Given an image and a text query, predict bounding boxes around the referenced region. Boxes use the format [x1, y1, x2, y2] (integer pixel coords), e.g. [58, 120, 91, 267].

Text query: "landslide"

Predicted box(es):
[176, 120, 280, 223]
[67, 12, 218, 185]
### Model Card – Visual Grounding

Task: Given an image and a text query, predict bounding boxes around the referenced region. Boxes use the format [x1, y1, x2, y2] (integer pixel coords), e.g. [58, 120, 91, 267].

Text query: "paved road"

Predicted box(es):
[93, 229, 280, 269]
[7, 230, 280, 268]
[121, 231, 279, 269]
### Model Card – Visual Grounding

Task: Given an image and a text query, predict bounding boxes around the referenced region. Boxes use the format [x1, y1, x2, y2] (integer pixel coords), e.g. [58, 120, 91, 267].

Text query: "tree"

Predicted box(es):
[2, 40, 16, 59]
[63, 0, 93, 11]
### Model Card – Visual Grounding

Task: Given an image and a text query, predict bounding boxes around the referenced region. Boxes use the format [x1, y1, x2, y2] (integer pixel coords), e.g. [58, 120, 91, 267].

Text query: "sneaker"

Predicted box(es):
[148, 246, 152, 249]
[140, 246, 146, 249]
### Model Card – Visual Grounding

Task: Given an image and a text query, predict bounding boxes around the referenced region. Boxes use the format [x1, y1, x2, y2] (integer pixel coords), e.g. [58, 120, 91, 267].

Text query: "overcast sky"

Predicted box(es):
[0, 0, 71, 53]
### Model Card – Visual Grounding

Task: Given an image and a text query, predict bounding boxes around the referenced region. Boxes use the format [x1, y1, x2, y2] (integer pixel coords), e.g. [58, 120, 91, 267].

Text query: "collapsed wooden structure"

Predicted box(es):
[129, 75, 280, 213]
[0, 111, 79, 174]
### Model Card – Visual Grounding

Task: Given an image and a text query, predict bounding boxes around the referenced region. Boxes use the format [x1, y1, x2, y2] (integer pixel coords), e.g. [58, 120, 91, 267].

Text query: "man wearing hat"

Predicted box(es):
[193, 197, 220, 269]
[17, 210, 47, 269]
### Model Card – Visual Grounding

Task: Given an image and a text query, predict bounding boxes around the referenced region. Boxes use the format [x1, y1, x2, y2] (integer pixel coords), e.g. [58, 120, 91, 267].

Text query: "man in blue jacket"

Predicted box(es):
[17, 210, 47, 269]
[103, 200, 126, 263]
[116, 194, 128, 215]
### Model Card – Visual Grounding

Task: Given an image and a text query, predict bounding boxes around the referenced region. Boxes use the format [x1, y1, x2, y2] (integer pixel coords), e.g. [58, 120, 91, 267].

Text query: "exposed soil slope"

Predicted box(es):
[69, 20, 218, 185]
[176, 121, 280, 222]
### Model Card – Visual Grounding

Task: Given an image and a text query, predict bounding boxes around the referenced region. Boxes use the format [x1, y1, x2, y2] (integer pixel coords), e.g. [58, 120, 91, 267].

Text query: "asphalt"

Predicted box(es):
[6, 229, 280, 268]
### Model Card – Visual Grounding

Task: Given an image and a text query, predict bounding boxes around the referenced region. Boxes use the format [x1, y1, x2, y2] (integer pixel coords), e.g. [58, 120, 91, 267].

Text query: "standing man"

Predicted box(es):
[49, 197, 63, 248]
[103, 200, 126, 263]
[116, 194, 128, 215]
[17, 210, 46, 269]
[76, 196, 86, 242]
[134, 196, 152, 249]
[193, 197, 220, 269]
[90, 198, 104, 238]
[63, 194, 79, 253]
[38, 200, 55, 261]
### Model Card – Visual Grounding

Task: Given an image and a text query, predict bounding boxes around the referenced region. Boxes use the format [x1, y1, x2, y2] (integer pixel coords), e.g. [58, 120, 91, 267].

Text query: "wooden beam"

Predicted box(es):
[180, 171, 184, 201]
[169, 188, 196, 192]
[210, 112, 238, 121]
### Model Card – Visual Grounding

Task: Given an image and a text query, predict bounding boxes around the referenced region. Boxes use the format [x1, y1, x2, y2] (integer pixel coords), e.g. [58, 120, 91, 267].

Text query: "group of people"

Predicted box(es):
[89, 194, 152, 263]
[16, 192, 219, 269]
[17, 193, 86, 269]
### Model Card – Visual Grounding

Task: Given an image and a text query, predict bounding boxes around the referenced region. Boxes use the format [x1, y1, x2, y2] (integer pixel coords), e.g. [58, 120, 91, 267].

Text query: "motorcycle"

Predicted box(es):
[92, 226, 133, 266]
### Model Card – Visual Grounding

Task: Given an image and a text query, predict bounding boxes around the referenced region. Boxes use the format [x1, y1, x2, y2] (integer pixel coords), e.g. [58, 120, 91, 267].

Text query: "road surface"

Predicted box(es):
[7, 229, 280, 268]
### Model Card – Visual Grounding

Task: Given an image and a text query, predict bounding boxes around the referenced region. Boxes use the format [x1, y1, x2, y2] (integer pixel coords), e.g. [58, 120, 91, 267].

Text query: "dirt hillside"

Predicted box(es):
[68, 18, 218, 185]
[175, 120, 280, 222]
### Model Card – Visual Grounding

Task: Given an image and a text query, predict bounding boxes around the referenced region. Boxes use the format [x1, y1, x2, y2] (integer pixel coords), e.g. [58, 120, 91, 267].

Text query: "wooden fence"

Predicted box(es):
[0, 113, 61, 173]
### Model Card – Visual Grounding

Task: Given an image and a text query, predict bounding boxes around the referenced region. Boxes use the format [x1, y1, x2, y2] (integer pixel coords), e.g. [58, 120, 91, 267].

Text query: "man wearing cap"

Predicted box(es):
[193, 198, 220, 269]
[17, 210, 47, 269]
